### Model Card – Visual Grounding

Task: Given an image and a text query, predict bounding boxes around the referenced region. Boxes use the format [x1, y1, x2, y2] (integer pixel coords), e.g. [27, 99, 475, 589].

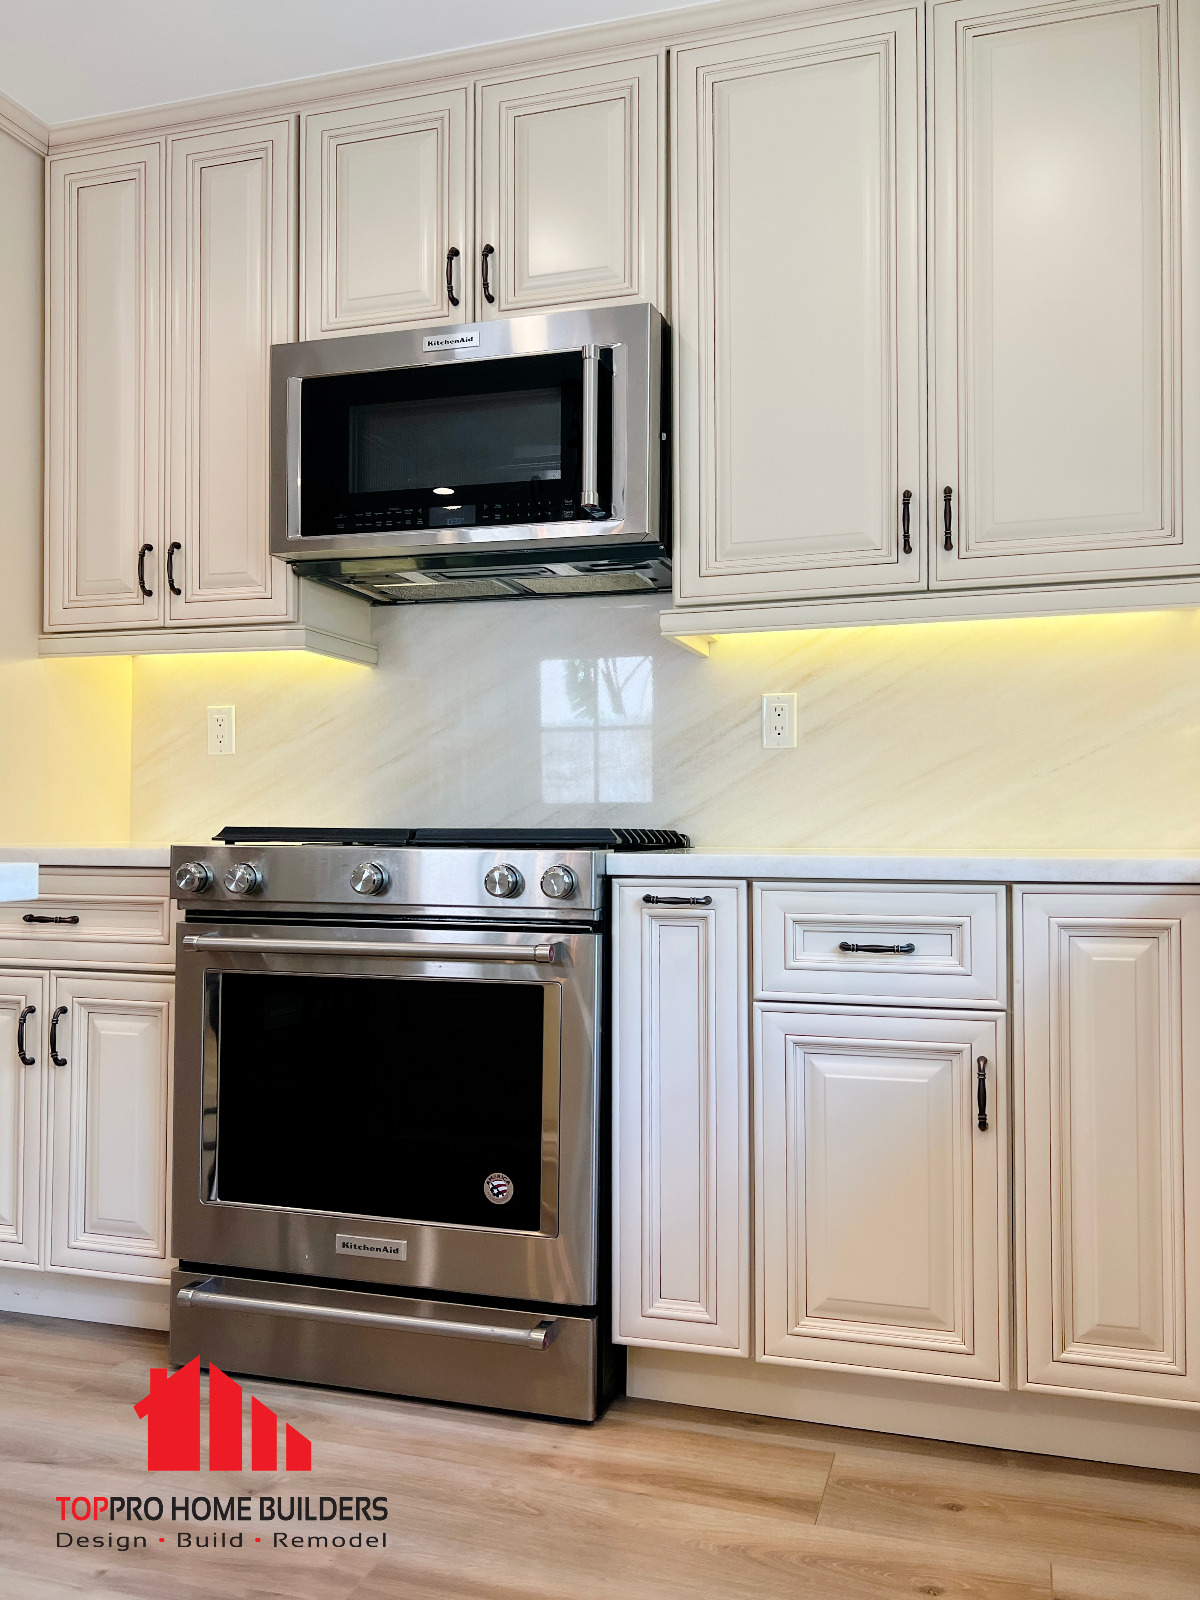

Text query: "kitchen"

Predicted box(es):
[0, 0, 1197, 1595]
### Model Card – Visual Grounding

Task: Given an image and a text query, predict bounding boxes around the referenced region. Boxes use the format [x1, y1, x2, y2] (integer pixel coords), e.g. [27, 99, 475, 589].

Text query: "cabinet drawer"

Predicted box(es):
[0, 869, 174, 966]
[755, 884, 1005, 1007]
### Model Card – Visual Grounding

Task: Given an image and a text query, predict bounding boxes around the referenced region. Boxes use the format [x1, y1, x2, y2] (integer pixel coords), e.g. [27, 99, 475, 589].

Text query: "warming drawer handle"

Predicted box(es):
[175, 1280, 560, 1350]
[182, 933, 560, 964]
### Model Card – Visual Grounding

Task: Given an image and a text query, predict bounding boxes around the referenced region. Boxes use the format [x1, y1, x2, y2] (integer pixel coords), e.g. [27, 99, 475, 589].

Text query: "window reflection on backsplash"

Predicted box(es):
[540, 656, 653, 803]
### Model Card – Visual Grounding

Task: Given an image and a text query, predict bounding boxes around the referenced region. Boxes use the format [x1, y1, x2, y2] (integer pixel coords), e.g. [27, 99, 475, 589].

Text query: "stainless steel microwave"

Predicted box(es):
[269, 303, 668, 605]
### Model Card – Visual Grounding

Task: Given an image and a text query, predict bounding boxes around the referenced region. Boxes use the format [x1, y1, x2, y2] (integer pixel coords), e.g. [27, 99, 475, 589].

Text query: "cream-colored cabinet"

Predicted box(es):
[476, 54, 663, 318]
[46, 141, 166, 630]
[47, 973, 173, 1282]
[166, 119, 296, 622]
[672, 8, 927, 604]
[757, 1005, 1008, 1385]
[1016, 888, 1200, 1408]
[0, 974, 46, 1267]
[612, 881, 749, 1354]
[301, 87, 471, 337]
[931, 0, 1190, 589]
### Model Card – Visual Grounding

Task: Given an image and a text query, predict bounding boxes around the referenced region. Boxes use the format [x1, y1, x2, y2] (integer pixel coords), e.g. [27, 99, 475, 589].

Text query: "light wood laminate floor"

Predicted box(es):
[0, 1313, 1196, 1600]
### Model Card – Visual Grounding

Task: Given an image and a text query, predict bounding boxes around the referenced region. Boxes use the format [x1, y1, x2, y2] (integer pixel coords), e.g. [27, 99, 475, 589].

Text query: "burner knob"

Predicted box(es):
[540, 864, 578, 900]
[223, 862, 262, 895]
[174, 861, 212, 893]
[484, 863, 524, 899]
[350, 861, 390, 896]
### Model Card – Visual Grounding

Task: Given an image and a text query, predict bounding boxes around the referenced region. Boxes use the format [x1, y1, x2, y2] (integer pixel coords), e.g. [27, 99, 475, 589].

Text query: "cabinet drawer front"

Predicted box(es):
[756, 884, 1005, 1006]
[0, 870, 173, 964]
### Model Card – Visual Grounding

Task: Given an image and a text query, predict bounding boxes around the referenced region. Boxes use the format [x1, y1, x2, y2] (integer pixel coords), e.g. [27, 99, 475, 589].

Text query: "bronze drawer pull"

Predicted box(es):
[49, 1006, 68, 1067]
[16, 1005, 35, 1066]
[643, 894, 713, 907]
[23, 914, 80, 925]
[977, 1056, 989, 1131]
[838, 940, 916, 954]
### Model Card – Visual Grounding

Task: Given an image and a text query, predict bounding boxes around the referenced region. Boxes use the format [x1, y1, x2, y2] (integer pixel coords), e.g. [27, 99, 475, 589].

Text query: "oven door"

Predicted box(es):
[172, 922, 600, 1307]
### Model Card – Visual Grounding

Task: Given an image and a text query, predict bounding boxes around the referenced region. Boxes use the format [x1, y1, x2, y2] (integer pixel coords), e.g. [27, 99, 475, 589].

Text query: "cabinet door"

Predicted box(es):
[47, 974, 172, 1281]
[613, 881, 748, 1352]
[672, 9, 925, 604]
[476, 53, 663, 318]
[931, 0, 1189, 587]
[757, 1006, 1008, 1384]
[0, 973, 46, 1267]
[1016, 889, 1200, 1407]
[302, 88, 470, 337]
[167, 119, 296, 623]
[46, 142, 165, 629]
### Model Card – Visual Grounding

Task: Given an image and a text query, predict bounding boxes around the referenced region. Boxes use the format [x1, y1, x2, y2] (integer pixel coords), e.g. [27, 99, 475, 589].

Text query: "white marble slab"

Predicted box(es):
[0, 845, 172, 868]
[0, 863, 39, 901]
[605, 851, 1200, 885]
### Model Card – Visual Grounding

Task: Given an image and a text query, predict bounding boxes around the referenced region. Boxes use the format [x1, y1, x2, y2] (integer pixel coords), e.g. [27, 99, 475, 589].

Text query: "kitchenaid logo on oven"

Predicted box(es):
[335, 1232, 408, 1258]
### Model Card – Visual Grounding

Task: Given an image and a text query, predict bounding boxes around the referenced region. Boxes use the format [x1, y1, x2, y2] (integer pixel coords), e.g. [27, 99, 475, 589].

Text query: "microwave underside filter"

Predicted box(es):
[297, 558, 672, 605]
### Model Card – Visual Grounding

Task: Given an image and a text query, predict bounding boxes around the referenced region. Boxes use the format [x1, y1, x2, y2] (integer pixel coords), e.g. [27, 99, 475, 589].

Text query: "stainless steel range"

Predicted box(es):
[168, 826, 687, 1422]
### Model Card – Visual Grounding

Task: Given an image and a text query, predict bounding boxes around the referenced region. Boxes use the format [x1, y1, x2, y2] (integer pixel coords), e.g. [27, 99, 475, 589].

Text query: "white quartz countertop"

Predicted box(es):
[0, 845, 172, 868]
[0, 863, 39, 900]
[604, 851, 1200, 884]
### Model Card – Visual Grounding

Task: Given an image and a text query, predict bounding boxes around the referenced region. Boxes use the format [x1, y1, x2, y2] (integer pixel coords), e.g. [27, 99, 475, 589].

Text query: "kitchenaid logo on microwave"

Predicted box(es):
[335, 1233, 408, 1259]
[422, 329, 480, 351]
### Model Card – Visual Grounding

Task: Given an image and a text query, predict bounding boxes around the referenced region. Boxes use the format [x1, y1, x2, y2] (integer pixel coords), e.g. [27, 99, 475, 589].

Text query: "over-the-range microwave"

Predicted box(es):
[269, 303, 668, 605]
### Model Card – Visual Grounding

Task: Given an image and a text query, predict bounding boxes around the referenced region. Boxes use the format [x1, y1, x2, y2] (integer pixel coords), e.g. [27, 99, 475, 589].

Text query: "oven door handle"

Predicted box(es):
[176, 1279, 560, 1350]
[182, 933, 560, 964]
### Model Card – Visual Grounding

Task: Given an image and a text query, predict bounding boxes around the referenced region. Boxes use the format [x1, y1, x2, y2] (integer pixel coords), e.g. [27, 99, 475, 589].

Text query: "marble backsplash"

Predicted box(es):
[129, 593, 1200, 852]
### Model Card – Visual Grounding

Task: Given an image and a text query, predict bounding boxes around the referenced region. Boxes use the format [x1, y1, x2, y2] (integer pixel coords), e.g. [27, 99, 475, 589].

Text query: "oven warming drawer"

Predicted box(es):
[170, 1271, 610, 1421]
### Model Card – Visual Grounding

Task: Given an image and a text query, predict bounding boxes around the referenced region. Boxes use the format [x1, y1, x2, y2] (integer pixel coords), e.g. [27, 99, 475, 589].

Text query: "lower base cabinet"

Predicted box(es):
[0, 967, 173, 1283]
[756, 1005, 1008, 1385]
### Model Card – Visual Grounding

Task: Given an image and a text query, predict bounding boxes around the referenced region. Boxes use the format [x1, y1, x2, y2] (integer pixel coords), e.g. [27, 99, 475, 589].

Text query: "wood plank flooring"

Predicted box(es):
[0, 1312, 1195, 1600]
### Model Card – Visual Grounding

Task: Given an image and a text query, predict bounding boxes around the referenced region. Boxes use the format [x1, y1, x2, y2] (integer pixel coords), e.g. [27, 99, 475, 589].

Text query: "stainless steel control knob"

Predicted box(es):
[484, 863, 524, 898]
[174, 861, 212, 893]
[223, 862, 262, 895]
[350, 861, 390, 896]
[540, 864, 578, 900]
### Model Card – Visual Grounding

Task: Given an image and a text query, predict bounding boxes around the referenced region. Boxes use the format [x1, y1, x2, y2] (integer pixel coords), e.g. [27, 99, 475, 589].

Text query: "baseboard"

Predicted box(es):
[626, 1349, 1200, 1474]
[0, 1265, 170, 1331]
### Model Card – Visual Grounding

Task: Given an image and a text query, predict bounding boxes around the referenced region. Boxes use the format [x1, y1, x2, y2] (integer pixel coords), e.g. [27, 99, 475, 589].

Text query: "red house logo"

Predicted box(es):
[135, 1359, 313, 1472]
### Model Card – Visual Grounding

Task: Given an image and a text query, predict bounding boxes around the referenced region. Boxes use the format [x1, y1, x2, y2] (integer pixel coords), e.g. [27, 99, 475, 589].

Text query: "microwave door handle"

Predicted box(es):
[182, 933, 560, 964]
[580, 343, 603, 518]
[286, 375, 303, 539]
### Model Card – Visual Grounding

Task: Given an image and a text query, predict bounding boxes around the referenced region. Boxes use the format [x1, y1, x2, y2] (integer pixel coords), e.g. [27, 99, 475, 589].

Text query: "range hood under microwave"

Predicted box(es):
[270, 303, 668, 605]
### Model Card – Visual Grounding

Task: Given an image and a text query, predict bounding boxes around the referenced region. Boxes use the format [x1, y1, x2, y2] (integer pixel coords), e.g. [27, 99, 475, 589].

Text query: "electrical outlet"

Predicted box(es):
[762, 693, 797, 749]
[207, 706, 236, 756]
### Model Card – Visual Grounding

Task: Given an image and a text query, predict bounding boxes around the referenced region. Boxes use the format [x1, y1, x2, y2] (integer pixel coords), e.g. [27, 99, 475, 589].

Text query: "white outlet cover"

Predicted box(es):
[207, 705, 236, 756]
[762, 693, 797, 749]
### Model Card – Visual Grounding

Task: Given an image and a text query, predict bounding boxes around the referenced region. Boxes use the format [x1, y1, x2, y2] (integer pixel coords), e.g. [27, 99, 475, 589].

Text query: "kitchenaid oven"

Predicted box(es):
[169, 841, 617, 1420]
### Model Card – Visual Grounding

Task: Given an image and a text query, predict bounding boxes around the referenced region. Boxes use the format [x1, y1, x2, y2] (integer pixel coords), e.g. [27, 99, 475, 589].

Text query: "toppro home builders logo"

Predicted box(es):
[53, 1358, 389, 1560]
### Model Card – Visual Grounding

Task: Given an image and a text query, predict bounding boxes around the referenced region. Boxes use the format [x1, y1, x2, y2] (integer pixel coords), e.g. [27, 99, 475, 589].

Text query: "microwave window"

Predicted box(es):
[349, 389, 563, 494]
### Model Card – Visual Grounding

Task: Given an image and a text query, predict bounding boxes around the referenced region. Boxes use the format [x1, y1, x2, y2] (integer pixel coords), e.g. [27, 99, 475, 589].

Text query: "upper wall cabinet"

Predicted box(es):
[167, 119, 295, 622]
[301, 87, 471, 337]
[46, 142, 165, 631]
[931, 0, 1191, 588]
[476, 54, 664, 318]
[672, 10, 927, 604]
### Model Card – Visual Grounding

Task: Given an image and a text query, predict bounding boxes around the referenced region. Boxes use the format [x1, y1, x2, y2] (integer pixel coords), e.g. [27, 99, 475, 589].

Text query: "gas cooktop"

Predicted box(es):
[213, 826, 691, 850]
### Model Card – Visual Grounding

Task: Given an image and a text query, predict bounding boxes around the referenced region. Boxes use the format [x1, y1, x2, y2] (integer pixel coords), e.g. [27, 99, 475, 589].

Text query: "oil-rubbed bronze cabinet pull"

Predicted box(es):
[481, 244, 496, 305]
[976, 1056, 989, 1131]
[167, 541, 182, 596]
[445, 246, 460, 308]
[901, 489, 912, 555]
[49, 1005, 68, 1067]
[137, 543, 154, 597]
[643, 894, 713, 907]
[943, 485, 954, 550]
[23, 913, 80, 925]
[838, 940, 916, 954]
[16, 1005, 35, 1067]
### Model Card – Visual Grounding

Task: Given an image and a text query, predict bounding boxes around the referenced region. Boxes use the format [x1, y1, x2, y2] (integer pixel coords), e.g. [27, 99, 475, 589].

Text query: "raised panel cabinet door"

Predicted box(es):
[672, 9, 926, 604]
[1016, 889, 1200, 1406]
[302, 88, 470, 337]
[613, 881, 749, 1352]
[931, 0, 1189, 587]
[757, 1006, 1008, 1384]
[476, 53, 663, 317]
[46, 142, 166, 629]
[47, 974, 172, 1281]
[0, 973, 46, 1267]
[167, 119, 296, 622]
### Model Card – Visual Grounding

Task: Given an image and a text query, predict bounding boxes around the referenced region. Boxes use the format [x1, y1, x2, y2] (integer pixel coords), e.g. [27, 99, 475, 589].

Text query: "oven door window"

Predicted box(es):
[299, 350, 611, 536]
[211, 972, 557, 1233]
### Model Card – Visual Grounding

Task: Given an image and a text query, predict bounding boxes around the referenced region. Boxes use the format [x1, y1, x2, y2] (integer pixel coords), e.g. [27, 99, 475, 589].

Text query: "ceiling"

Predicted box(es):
[0, 0, 708, 125]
